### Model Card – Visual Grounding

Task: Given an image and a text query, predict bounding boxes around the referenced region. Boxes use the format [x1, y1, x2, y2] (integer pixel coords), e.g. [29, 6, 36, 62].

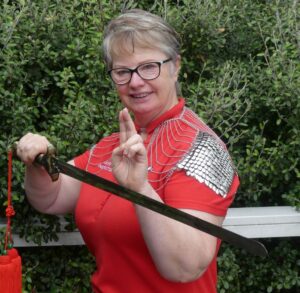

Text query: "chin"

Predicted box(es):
[129, 100, 156, 114]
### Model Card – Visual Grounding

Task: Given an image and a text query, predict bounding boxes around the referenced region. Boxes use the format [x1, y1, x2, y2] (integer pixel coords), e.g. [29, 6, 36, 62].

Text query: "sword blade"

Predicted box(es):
[38, 155, 268, 257]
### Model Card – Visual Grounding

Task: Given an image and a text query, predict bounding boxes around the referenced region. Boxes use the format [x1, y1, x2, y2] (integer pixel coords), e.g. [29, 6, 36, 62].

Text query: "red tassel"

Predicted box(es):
[0, 251, 22, 293]
[8, 249, 22, 293]
[0, 150, 22, 292]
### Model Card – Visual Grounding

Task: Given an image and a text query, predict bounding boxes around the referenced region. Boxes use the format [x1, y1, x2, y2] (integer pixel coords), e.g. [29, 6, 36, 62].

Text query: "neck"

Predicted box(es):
[134, 98, 179, 128]
[134, 114, 155, 128]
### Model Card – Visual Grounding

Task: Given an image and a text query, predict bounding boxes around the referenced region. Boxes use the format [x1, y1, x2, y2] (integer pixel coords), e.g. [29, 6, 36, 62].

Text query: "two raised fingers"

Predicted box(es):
[119, 108, 137, 144]
[121, 134, 145, 159]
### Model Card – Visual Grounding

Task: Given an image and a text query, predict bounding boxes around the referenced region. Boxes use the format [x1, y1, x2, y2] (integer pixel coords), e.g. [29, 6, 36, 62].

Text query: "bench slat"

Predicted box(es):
[1, 206, 299, 247]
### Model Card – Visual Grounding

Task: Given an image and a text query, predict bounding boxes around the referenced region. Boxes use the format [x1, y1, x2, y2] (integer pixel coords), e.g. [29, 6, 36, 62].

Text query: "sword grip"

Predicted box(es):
[11, 141, 60, 182]
[35, 153, 60, 182]
[34, 144, 60, 182]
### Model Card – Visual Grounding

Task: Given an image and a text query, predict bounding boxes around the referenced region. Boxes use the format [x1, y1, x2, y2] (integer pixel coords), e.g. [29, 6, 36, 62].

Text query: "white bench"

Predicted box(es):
[1, 206, 299, 247]
[223, 206, 300, 238]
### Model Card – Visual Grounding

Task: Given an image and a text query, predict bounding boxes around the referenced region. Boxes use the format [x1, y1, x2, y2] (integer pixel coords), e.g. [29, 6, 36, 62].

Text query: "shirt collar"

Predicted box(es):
[134, 98, 185, 134]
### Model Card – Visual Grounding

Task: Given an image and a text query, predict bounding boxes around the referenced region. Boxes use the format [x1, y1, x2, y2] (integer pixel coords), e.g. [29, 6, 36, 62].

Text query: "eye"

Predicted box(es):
[113, 69, 130, 77]
[139, 63, 158, 73]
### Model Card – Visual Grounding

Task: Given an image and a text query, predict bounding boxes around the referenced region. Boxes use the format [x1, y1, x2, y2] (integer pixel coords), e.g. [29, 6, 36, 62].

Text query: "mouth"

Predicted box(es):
[130, 92, 152, 99]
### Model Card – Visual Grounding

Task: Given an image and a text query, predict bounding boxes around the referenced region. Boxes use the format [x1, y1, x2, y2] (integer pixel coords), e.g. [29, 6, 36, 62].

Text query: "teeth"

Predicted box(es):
[132, 93, 148, 98]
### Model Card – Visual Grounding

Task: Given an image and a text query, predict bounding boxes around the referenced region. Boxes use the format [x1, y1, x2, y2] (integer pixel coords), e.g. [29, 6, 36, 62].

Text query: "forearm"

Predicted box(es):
[135, 184, 220, 282]
[112, 109, 219, 281]
[16, 133, 80, 214]
[24, 165, 61, 214]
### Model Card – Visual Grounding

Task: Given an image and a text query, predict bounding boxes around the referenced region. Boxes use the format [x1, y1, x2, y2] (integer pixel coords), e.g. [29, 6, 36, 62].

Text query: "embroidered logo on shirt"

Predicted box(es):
[98, 160, 112, 172]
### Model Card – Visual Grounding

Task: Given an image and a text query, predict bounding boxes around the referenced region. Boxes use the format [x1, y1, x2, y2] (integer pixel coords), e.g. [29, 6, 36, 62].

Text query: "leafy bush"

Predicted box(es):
[0, 0, 299, 292]
[21, 246, 95, 293]
[218, 239, 300, 293]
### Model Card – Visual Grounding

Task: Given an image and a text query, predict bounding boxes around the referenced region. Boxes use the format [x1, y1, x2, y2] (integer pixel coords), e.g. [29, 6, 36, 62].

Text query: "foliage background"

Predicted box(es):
[0, 0, 299, 292]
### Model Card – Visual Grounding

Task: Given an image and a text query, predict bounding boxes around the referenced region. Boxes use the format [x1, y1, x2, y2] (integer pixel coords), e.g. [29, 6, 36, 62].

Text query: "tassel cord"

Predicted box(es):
[4, 150, 15, 252]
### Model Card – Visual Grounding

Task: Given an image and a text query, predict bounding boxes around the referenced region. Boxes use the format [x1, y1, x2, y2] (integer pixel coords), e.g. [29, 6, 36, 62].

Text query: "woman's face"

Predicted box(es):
[112, 47, 180, 127]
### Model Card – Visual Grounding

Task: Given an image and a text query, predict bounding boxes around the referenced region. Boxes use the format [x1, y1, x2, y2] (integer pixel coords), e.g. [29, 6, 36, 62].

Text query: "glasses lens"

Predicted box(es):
[138, 62, 160, 80]
[111, 68, 131, 84]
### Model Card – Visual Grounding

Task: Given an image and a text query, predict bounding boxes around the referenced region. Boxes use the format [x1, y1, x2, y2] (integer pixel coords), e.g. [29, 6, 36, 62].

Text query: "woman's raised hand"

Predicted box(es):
[111, 108, 148, 192]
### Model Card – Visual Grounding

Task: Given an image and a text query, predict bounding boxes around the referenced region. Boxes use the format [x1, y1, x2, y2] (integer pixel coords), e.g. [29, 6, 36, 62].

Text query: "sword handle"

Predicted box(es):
[35, 145, 60, 182]
[11, 141, 60, 182]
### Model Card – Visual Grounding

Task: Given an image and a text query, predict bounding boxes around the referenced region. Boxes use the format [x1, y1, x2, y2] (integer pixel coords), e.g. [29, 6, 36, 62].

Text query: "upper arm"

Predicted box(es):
[159, 170, 238, 274]
[180, 208, 224, 263]
[163, 170, 239, 216]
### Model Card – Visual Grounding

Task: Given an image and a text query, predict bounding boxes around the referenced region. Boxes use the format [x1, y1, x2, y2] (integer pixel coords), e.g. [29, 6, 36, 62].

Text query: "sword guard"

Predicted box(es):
[34, 144, 60, 182]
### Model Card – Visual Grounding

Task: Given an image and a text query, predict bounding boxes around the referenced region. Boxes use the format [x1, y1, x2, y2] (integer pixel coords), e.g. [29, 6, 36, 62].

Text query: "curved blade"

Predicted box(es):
[37, 154, 268, 257]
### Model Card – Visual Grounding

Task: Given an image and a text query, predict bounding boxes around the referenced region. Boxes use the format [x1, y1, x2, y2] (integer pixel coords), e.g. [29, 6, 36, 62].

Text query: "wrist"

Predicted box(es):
[137, 182, 161, 202]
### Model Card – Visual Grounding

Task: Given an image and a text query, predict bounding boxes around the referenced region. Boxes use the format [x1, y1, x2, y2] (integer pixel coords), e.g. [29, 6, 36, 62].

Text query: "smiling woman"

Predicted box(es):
[110, 46, 180, 126]
[15, 8, 239, 293]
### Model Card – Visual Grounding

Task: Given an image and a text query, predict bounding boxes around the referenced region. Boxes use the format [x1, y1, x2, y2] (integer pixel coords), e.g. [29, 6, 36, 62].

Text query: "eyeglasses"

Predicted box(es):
[108, 58, 172, 85]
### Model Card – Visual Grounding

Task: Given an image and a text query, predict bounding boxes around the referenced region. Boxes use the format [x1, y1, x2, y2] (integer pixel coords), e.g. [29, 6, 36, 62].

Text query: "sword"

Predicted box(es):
[32, 150, 267, 258]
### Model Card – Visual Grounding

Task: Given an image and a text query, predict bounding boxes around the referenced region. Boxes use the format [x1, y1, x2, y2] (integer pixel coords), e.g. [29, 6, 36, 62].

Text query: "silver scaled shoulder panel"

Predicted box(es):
[177, 132, 235, 197]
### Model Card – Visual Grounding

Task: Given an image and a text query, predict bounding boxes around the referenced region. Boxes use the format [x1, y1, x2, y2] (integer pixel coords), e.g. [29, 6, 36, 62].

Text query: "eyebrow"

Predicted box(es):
[112, 60, 159, 69]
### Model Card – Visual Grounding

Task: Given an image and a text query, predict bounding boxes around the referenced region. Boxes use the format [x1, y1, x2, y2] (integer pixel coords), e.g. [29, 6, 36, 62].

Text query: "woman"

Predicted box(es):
[16, 9, 239, 292]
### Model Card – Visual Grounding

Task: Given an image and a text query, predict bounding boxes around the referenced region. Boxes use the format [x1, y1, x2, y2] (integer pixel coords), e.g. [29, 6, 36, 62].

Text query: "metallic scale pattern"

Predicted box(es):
[177, 132, 235, 197]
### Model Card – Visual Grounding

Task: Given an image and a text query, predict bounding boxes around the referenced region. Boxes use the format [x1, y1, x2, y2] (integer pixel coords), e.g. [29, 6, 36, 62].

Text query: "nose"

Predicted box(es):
[129, 71, 145, 87]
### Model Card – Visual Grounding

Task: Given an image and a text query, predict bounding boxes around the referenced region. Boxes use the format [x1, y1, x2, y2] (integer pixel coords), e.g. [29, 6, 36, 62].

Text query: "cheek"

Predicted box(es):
[115, 85, 127, 98]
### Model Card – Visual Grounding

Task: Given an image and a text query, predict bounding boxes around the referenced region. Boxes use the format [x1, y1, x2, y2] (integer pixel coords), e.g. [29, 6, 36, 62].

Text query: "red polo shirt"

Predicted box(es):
[74, 98, 239, 292]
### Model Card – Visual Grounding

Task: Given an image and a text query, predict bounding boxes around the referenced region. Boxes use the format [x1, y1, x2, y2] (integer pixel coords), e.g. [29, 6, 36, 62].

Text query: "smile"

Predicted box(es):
[131, 92, 152, 99]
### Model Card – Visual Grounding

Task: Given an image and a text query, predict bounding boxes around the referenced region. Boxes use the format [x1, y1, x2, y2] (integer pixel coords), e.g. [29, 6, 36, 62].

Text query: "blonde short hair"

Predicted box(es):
[102, 9, 181, 70]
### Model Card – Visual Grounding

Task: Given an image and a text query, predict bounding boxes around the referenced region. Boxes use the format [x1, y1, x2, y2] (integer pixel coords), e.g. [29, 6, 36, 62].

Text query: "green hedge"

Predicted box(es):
[0, 0, 299, 292]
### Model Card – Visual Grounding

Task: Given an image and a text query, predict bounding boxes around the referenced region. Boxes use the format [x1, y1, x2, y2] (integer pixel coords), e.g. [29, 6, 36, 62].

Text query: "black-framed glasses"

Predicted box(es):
[108, 58, 172, 85]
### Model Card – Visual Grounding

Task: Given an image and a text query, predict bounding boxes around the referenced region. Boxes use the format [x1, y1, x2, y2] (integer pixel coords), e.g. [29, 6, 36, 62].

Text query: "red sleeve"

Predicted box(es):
[163, 171, 239, 217]
[73, 149, 90, 170]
